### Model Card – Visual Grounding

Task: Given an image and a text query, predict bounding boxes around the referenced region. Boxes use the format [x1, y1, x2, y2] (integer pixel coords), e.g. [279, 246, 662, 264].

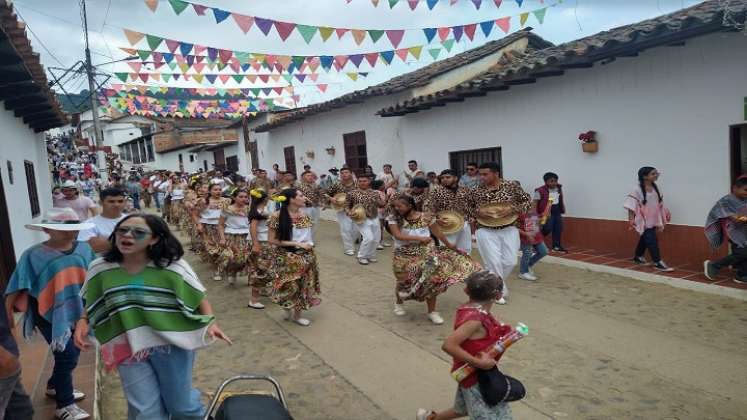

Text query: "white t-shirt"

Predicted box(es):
[532, 187, 561, 204]
[78, 214, 125, 242]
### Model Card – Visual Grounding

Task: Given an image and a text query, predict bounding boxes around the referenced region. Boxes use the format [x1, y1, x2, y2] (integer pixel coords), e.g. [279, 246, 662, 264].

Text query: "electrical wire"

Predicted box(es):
[13, 6, 66, 67]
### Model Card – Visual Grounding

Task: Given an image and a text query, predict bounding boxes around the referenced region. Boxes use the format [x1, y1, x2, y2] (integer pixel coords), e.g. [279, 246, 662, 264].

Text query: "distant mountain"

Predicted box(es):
[57, 90, 92, 114]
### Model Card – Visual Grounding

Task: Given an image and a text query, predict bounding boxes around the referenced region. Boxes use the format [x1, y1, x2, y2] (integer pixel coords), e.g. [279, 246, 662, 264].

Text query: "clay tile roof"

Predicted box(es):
[378, 0, 747, 117]
[255, 28, 553, 133]
[0, 0, 67, 132]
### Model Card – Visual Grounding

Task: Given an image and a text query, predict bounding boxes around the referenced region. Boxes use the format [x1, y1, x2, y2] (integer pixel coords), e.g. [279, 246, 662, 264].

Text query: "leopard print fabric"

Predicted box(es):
[467, 180, 531, 228]
[423, 185, 472, 219]
[346, 189, 382, 219]
[298, 182, 325, 207]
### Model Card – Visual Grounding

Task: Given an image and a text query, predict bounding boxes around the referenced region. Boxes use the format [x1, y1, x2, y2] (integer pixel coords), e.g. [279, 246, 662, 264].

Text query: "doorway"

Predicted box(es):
[449, 147, 502, 177]
[213, 148, 226, 171]
[0, 167, 16, 283]
[284, 146, 297, 178]
[343, 131, 368, 175]
[730, 124, 747, 184]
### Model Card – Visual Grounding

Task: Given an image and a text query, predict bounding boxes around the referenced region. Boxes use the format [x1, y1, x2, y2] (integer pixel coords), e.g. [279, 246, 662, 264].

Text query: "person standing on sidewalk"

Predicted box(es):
[0, 290, 33, 420]
[4, 208, 96, 420]
[704, 176, 747, 283]
[623, 167, 675, 272]
[74, 214, 231, 420]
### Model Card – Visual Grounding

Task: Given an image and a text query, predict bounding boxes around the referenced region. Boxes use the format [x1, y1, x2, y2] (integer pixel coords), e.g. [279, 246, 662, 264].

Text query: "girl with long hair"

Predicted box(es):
[168, 174, 187, 231]
[267, 188, 321, 326]
[186, 181, 206, 254]
[74, 213, 231, 420]
[247, 189, 273, 309]
[196, 182, 231, 280]
[623, 166, 674, 272]
[388, 195, 482, 325]
[217, 189, 251, 285]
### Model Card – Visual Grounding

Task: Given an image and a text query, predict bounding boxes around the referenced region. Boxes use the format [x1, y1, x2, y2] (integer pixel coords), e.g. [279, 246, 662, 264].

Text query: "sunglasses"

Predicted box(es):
[115, 227, 153, 240]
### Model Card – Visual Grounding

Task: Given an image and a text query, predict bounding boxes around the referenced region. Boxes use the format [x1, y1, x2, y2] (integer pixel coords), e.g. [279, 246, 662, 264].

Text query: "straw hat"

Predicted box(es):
[25, 208, 95, 231]
[331, 193, 347, 211]
[60, 180, 78, 190]
[476, 203, 518, 227]
[349, 204, 367, 224]
[436, 210, 465, 235]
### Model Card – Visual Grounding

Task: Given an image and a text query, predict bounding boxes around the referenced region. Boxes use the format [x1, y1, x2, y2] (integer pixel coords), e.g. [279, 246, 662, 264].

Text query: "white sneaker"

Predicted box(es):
[247, 301, 265, 309]
[358, 258, 369, 265]
[427, 312, 444, 325]
[393, 304, 406, 316]
[292, 317, 311, 326]
[416, 408, 436, 420]
[376, 244, 385, 250]
[519, 272, 538, 281]
[344, 250, 355, 256]
[496, 297, 507, 305]
[55, 403, 90, 420]
[212, 273, 223, 281]
[46, 388, 86, 402]
[368, 257, 378, 263]
[382, 241, 392, 247]
[529, 268, 536, 276]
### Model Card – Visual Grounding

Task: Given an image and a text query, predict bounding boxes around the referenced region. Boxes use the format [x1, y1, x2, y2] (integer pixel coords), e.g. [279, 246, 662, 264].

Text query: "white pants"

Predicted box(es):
[303, 206, 321, 238]
[476, 226, 520, 297]
[354, 217, 381, 260]
[336, 211, 357, 253]
[445, 222, 473, 255]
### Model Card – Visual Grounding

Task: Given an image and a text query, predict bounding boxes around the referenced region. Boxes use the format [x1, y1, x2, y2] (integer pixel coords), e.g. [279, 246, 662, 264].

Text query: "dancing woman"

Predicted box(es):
[217, 189, 251, 285]
[74, 214, 231, 420]
[168, 174, 187, 230]
[196, 182, 231, 280]
[186, 181, 206, 254]
[388, 195, 482, 325]
[267, 189, 321, 326]
[248, 189, 273, 309]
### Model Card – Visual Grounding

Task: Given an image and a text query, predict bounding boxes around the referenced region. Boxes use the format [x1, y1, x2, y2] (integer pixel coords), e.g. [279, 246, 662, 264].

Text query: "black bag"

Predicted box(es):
[476, 368, 526, 407]
[214, 394, 294, 420]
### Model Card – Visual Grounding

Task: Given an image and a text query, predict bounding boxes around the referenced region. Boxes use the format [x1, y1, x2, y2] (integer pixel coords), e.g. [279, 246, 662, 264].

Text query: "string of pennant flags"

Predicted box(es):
[113, 71, 368, 85]
[345, 0, 528, 10]
[103, 85, 297, 98]
[142, 0, 554, 48]
[100, 94, 295, 118]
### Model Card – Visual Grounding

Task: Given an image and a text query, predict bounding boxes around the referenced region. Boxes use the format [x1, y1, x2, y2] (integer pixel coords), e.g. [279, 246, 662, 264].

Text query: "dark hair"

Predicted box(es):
[479, 162, 501, 173]
[394, 194, 417, 215]
[301, 170, 313, 177]
[637, 167, 662, 205]
[277, 188, 299, 242]
[383, 164, 392, 169]
[427, 171, 436, 177]
[371, 180, 384, 190]
[735, 177, 747, 188]
[248, 190, 269, 221]
[205, 182, 223, 205]
[100, 187, 126, 200]
[103, 213, 184, 268]
[466, 162, 478, 168]
[543, 172, 559, 182]
[340, 167, 352, 173]
[440, 169, 457, 177]
[358, 173, 374, 180]
[465, 271, 503, 302]
[411, 178, 429, 189]
[408, 160, 417, 165]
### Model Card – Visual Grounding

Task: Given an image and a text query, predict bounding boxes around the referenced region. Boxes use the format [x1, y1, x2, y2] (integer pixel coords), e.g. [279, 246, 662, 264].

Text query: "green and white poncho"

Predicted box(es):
[81, 258, 214, 370]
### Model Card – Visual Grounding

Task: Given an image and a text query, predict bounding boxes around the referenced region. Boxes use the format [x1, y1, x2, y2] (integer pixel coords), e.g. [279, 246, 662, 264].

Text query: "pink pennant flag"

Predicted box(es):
[195, 56, 206, 64]
[317, 84, 328, 93]
[192, 4, 208, 15]
[395, 48, 409, 61]
[230, 61, 241, 72]
[385, 30, 405, 48]
[139, 73, 149, 82]
[217, 74, 230, 84]
[127, 62, 142, 72]
[251, 62, 261, 72]
[232, 13, 254, 34]
[308, 73, 320, 82]
[274, 21, 297, 41]
[153, 61, 165, 69]
[351, 30, 367, 46]
[193, 62, 206, 73]
[408, 0, 419, 10]
[165, 39, 180, 53]
[365, 53, 379, 67]
[494, 0, 502, 6]
[495, 16, 510, 33]
[335, 55, 349, 69]
[335, 28, 350, 39]
[273, 87, 284, 95]
[218, 49, 233, 63]
[246, 75, 257, 83]
[333, 61, 342, 72]
[259, 75, 270, 83]
[143, 0, 158, 12]
[194, 45, 207, 56]
[437, 27, 451, 41]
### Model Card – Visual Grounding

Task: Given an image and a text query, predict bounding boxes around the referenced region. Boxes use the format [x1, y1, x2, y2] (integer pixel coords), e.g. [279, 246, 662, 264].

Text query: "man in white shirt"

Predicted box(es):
[378, 164, 397, 190]
[77, 187, 127, 254]
[397, 160, 420, 192]
[53, 180, 98, 221]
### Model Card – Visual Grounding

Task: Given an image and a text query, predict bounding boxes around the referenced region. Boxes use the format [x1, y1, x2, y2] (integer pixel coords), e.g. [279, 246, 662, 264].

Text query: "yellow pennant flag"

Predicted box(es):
[520, 12, 529, 27]
[346, 73, 359, 81]
[408, 46, 423, 60]
[193, 74, 204, 83]
[319, 27, 335, 42]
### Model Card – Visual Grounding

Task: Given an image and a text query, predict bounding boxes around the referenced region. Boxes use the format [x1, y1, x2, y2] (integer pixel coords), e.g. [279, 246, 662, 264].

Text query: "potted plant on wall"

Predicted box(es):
[578, 130, 598, 153]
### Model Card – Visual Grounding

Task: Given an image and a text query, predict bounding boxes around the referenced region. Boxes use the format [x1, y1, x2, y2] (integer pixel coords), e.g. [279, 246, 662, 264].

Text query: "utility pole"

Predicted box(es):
[81, 0, 108, 182]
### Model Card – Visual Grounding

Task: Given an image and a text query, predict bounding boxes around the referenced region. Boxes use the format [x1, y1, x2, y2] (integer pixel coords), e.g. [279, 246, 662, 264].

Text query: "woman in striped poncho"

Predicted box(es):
[73, 214, 231, 420]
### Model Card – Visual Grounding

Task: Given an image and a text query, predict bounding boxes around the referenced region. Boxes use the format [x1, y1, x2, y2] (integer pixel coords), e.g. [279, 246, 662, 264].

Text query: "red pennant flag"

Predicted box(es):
[218, 49, 233, 63]
[309, 73, 320, 82]
[464, 23, 477, 40]
[437, 27, 451, 41]
[259, 75, 270, 83]
[165, 39, 180, 53]
[219, 74, 230, 84]
[395, 48, 409, 61]
[273, 87, 284, 95]
[139, 73, 149, 82]
[317, 84, 328, 93]
[335, 28, 350, 39]
[495, 16, 510, 33]
[232, 13, 254, 34]
[335, 55, 349, 68]
[365, 53, 379, 67]
[127, 62, 142, 72]
[274, 21, 297, 41]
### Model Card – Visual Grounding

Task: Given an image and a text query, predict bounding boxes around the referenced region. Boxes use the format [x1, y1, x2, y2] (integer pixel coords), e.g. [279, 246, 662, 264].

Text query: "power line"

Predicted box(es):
[13, 6, 66, 67]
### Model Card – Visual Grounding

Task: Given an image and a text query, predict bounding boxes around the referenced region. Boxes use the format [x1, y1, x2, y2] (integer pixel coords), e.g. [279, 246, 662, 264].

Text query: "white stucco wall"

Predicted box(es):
[257, 94, 410, 175]
[0, 107, 54, 258]
[394, 32, 745, 227]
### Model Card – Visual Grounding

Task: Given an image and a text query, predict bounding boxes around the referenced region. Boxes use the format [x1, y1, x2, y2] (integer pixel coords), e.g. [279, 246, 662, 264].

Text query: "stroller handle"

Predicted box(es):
[203, 374, 288, 420]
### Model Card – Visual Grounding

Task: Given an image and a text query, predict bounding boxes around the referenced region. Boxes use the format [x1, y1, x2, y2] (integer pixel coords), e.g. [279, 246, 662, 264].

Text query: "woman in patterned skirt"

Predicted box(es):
[247, 189, 273, 309]
[196, 182, 231, 280]
[168, 174, 187, 230]
[267, 188, 320, 326]
[217, 189, 251, 285]
[388, 194, 482, 325]
[186, 180, 206, 253]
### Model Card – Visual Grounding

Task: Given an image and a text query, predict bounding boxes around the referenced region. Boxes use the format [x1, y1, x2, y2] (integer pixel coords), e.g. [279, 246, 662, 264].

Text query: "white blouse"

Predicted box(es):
[250, 219, 269, 242]
[224, 212, 249, 234]
[388, 216, 432, 248]
[200, 208, 222, 225]
[171, 188, 185, 200]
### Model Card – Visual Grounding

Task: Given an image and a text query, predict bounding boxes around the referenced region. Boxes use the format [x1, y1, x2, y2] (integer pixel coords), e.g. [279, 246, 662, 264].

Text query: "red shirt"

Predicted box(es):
[450, 304, 511, 388]
[518, 213, 543, 245]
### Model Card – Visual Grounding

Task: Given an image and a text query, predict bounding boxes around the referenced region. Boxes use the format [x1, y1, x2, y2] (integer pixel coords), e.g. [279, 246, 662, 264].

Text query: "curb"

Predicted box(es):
[544, 255, 747, 302]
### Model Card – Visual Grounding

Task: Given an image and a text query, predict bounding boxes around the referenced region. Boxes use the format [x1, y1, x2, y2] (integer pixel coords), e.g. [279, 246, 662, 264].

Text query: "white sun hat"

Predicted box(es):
[25, 207, 95, 231]
[60, 180, 79, 189]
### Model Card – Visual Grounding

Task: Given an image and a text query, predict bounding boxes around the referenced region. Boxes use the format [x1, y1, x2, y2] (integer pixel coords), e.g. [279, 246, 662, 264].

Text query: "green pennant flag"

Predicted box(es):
[145, 35, 163, 50]
[137, 50, 152, 61]
[428, 48, 441, 60]
[533, 7, 548, 24]
[265, 98, 274, 108]
[443, 39, 456, 52]
[292, 56, 306, 69]
[115, 72, 128, 82]
[250, 88, 260, 96]
[217, 88, 226, 96]
[388, 0, 399, 8]
[234, 52, 250, 64]
[283, 74, 293, 83]
[232, 74, 244, 83]
[162, 73, 172, 82]
[368, 29, 385, 43]
[296, 25, 318, 44]
[168, 0, 189, 15]
[217, 62, 227, 71]
[168, 62, 178, 71]
[148, 86, 160, 94]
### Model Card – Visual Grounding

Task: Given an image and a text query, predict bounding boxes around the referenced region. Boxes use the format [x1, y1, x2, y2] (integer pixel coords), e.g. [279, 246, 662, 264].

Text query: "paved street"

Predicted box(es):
[100, 220, 747, 420]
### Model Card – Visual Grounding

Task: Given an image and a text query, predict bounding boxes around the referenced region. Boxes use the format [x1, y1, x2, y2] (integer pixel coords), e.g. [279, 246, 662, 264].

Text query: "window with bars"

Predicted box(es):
[24, 161, 40, 217]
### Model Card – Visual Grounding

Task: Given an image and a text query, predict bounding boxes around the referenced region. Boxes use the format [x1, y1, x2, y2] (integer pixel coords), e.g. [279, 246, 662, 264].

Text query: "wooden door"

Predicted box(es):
[730, 124, 747, 184]
[449, 147, 502, 177]
[343, 131, 368, 175]
[213, 148, 226, 171]
[0, 167, 16, 283]
[284, 146, 297, 178]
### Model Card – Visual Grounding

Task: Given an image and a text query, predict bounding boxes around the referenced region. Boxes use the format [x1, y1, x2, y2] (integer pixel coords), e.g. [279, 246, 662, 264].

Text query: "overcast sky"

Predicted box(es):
[12, 0, 701, 107]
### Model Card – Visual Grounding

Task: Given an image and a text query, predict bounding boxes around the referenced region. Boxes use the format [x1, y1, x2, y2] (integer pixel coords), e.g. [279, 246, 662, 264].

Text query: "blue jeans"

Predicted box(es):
[131, 192, 141, 210]
[154, 192, 164, 210]
[35, 318, 80, 408]
[520, 243, 548, 274]
[635, 228, 661, 263]
[117, 346, 204, 420]
[541, 209, 563, 248]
